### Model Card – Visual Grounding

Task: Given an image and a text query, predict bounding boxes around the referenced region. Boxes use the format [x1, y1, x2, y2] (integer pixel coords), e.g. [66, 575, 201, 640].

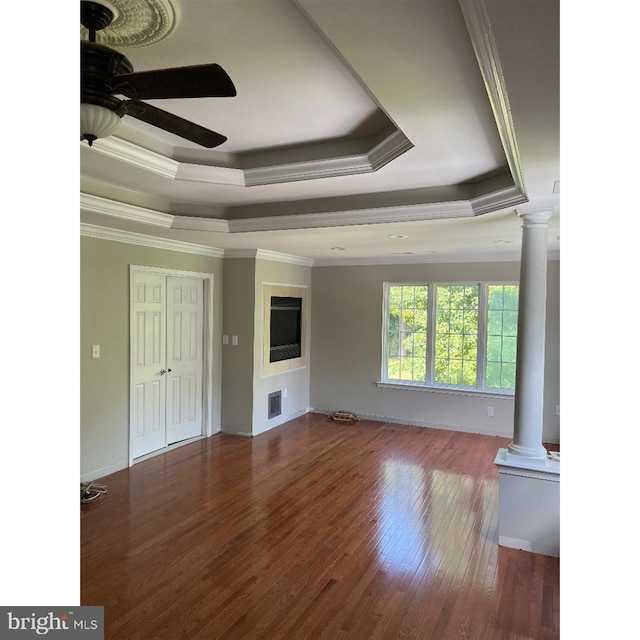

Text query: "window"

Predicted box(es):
[383, 282, 519, 393]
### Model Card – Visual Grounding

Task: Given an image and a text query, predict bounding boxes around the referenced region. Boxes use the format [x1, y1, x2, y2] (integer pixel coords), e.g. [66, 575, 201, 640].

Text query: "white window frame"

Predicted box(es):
[379, 281, 518, 397]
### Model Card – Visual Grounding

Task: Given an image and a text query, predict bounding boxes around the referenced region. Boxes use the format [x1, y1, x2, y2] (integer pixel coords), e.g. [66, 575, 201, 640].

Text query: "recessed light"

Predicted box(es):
[388, 234, 408, 239]
[331, 246, 347, 251]
[391, 251, 415, 255]
[494, 240, 511, 244]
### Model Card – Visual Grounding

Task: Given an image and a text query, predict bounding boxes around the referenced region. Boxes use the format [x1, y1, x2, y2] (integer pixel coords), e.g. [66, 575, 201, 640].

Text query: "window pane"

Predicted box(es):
[486, 285, 519, 389]
[434, 285, 478, 387]
[504, 285, 519, 309]
[488, 286, 503, 309]
[415, 286, 428, 309]
[502, 363, 516, 388]
[487, 310, 503, 335]
[385, 285, 428, 384]
[487, 335, 502, 361]
[387, 357, 400, 379]
[389, 286, 402, 309]
[502, 364, 516, 389]
[486, 362, 501, 387]
[388, 332, 400, 356]
[463, 359, 477, 386]
[503, 310, 518, 336]
[503, 336, 517, 363]
[413, 333, 427, 358]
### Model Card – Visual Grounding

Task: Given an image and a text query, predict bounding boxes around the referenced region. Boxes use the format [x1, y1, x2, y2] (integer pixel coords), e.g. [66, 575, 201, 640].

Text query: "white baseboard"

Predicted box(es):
[499, 535, 560, 558]
[81, 460, 128, 483]
[311, 408, 509, 437]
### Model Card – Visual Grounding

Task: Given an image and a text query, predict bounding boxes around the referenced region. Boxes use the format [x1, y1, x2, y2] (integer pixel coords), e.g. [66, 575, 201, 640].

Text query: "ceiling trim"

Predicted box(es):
[80, 192, 474, 233]
[84, 126, 413, 189]
[227, 200, 474, 233]
[80, 223, 225, 257]
[87, 137, 179, 180]
[81, 193, 174, 227]
[243, 129, 413, 187]
[225, 249, 314, 266]
[458, 0, 527, 199]
[314, 248, 560, 268]
[470, 184, 528, 216]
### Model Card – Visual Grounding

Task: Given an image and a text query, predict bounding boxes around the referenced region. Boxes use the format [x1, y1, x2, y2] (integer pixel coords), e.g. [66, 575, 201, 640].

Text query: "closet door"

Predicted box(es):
[130, 272, 167, 459]
[165, 276, 204, 445]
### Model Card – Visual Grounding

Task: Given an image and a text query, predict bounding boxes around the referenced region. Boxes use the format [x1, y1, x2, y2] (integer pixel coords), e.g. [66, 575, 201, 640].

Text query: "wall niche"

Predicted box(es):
[262, 283, 308, 377]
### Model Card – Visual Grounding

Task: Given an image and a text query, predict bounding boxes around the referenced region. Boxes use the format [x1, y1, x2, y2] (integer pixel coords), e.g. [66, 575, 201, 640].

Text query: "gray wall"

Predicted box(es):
[310, 260, 560, 443]
[221, 258, 256, 434]
[80, 236, 223, 480]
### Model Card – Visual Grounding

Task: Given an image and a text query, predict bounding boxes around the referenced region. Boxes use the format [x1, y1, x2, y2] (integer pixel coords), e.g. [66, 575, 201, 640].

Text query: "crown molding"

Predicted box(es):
[80, 223, 225, 257]
[170, 215, 230, 232]
[458, 0, 527, 199]
[81, 193, 174, 227]
[176, 163, 245, 186]
[368, 129, 414, 171]
[86, 125, 412, 188]
[471, 184, 528, 216]
[83, 137, 179, 180]
[228, 200, 473, 233]
[314, 248, 559, 267]
[225, 248, 314, 266]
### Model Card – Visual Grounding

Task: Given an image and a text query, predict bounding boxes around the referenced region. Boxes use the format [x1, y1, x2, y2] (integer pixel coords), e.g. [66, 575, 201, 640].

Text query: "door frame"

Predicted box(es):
[128, 265, 215, 466]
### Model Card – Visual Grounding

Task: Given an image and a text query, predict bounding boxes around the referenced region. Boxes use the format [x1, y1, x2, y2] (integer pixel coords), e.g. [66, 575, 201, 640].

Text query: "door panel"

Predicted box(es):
[166, 276, 204, 444]
[131, 272, 167, 458]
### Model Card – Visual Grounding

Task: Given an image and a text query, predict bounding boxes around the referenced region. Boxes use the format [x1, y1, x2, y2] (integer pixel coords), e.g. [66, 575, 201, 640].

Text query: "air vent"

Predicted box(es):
[268, 391, 282, 420]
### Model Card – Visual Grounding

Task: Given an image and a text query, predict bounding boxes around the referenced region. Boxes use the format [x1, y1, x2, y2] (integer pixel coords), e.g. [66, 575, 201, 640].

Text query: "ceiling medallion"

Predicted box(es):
[80, 0, 176, 48]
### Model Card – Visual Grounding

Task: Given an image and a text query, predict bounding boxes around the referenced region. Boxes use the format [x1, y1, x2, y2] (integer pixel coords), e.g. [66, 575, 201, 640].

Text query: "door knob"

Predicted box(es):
[160, 369, 173, 375]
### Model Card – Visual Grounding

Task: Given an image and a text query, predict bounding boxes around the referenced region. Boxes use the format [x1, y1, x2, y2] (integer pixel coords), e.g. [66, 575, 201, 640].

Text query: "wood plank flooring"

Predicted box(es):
[81, 414, 560, 639]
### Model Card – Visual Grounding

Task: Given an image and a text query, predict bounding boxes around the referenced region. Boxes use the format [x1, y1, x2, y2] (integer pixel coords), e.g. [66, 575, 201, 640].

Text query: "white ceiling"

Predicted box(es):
[80, 0, 560, 265]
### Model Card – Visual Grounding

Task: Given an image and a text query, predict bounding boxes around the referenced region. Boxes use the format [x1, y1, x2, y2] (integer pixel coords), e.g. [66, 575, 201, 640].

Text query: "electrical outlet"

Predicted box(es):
[555, 405, 560, 417]
[486, 407, 494, 417]
[91, 344, 100, 359]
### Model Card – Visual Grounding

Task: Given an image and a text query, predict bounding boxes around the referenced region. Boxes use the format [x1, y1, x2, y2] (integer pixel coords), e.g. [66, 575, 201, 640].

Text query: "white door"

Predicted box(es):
[130, 271, 205, 459]
[131, 271, 167, 459]
[166, 276, 204, 445]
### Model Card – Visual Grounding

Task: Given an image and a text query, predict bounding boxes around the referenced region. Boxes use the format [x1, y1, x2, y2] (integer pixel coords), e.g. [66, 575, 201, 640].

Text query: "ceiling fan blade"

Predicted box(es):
[125, 100, 227, 148]
[115, 63, 236, 100]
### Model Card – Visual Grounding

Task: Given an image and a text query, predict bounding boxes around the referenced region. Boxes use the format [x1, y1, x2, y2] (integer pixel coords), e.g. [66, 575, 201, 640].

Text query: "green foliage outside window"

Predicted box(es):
[385, 282, 519, 392]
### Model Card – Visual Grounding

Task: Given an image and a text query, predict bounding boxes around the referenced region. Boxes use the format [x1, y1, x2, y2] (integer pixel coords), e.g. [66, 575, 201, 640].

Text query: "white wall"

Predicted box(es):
[310, 260, 560, 443]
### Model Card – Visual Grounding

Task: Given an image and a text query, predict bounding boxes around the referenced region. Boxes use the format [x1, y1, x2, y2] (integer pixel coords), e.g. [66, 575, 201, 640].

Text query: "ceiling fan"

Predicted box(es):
[80, 0, 236, 148]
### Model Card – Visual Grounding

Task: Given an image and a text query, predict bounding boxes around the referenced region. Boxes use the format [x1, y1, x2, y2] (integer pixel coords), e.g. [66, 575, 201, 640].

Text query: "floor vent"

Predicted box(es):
[268, 391, 282, 420]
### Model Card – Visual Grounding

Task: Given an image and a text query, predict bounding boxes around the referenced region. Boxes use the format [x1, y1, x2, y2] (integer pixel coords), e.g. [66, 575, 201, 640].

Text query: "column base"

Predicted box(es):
[494, 448, 560, 557]
[507, 441, 548, 460]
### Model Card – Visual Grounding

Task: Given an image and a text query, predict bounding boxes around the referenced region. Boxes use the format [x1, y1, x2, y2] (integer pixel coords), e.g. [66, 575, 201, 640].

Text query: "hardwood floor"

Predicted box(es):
[81, 414, 560, 639]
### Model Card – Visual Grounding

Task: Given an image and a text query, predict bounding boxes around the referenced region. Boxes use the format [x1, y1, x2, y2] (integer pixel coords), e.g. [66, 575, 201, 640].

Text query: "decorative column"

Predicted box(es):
[508, 209, 552, 461]
[494, 208, 559, 557]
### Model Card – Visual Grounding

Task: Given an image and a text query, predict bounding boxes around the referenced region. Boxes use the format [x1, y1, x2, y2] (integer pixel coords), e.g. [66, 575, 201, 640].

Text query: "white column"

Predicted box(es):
[508, 209, 552, 462]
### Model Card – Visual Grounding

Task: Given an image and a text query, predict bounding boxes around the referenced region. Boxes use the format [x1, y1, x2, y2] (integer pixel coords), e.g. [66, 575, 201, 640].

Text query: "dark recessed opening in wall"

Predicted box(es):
[270, 296, 302, 363]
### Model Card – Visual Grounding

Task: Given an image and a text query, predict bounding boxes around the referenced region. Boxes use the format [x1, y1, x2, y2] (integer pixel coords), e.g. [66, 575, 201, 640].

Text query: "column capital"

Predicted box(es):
[516, 208, 553, 226]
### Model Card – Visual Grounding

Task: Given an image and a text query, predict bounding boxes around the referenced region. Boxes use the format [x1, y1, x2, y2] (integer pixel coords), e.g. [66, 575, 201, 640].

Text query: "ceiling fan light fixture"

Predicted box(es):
[81, 102, 122, 146]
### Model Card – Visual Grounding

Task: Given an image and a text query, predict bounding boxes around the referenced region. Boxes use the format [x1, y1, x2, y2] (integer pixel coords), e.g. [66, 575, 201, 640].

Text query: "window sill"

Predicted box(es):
[376, 380, 515, 399]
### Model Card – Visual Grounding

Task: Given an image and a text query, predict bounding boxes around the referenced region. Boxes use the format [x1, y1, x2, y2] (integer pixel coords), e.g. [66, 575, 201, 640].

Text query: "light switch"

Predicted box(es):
[232, 335, 238, 346]
[91, 344, 100, 359]
[222, 335, 229, 345]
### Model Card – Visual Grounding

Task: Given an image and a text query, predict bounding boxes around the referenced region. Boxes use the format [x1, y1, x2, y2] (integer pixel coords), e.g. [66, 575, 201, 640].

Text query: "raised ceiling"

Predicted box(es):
[80, 0, 560, 265]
